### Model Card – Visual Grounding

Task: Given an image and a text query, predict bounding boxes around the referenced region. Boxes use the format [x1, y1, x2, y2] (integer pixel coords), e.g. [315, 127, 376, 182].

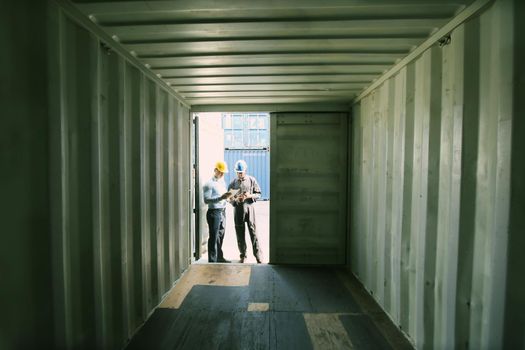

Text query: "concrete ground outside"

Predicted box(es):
[198, 200, 270, 264]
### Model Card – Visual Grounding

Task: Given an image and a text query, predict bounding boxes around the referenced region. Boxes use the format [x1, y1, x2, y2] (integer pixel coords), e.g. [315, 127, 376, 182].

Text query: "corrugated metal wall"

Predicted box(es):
[47, 5, 192, 349]
[503, 0, 525, 347]
[1, 2, 55, 349]
[224, 149, 270, 200]
[350, 0, 517, 348]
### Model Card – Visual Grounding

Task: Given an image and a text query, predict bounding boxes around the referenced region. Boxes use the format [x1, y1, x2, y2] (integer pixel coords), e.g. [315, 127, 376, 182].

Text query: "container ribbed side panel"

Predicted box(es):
[49, 10, 192, 349]
[350, 1, 515, 347]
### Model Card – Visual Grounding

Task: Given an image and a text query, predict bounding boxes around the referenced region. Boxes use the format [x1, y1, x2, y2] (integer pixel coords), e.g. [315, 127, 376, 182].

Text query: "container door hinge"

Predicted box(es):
[438, 34, 451, 47]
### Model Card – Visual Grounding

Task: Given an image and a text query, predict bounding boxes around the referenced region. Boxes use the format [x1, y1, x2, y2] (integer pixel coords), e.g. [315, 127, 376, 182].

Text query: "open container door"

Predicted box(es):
[193, 113, 226, 260]
[270, 112, 348, 264]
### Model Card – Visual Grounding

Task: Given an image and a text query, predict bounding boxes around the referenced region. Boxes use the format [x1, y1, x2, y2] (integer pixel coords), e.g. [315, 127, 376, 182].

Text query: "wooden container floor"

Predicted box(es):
[125, 264, 413, 350]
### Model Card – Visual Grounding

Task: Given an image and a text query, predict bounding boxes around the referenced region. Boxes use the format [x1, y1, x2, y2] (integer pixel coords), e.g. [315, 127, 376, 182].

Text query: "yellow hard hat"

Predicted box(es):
[215, 161, 228, 173]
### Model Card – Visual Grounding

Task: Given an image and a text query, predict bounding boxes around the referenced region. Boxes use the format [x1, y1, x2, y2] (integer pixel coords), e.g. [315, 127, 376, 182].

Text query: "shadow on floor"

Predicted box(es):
[125, 265, 413, 350]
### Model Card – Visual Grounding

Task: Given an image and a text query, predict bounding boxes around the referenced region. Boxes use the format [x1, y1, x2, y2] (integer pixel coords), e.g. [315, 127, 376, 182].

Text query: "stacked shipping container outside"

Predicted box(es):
[224, 149, 270, 201]
[223, 113, 270, 200]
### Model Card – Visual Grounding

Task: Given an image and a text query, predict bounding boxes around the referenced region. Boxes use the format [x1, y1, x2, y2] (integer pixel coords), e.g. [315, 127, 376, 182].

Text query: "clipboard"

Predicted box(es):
[226, 188, 240, 196]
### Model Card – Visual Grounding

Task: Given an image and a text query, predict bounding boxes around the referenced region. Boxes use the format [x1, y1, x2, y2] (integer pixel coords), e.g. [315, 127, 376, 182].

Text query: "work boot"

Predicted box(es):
[217, 257, 230, 263]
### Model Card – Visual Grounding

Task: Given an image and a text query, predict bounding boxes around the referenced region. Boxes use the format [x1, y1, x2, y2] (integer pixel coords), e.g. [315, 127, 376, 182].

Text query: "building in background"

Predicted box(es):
[222, 112, 270, 200]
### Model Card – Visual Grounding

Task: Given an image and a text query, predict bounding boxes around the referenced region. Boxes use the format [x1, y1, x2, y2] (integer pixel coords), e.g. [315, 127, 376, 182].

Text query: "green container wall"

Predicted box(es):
[504, 0, 525, 348]
[350, 0, 522, 348]
[1, 2, 192, 349]
[48, 9, 193, 349]
[1, 1, 55, 349]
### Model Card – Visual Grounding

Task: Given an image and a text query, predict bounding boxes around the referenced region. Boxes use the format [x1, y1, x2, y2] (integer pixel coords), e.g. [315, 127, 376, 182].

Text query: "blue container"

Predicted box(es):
[224, 149, 270, 200]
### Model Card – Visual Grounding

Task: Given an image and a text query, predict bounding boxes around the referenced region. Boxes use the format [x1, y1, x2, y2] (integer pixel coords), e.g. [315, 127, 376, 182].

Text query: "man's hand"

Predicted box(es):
[237, 193, 251, 202]
[220, 192, 233, 200]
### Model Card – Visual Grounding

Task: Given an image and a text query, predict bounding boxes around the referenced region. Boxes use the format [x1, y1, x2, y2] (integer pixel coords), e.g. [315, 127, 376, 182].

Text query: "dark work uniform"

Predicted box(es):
[228, 175, 262, 262]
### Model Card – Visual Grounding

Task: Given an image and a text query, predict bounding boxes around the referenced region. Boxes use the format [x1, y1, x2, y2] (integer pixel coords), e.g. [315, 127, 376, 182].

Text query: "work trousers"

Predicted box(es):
[206, 208, 226, 262]
[234, 203, 262, 261]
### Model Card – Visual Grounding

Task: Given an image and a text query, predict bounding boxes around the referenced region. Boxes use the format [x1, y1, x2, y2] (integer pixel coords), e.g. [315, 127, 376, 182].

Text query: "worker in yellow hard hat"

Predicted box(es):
[202, 161, 233, 263]
[214, 160, 228, 173]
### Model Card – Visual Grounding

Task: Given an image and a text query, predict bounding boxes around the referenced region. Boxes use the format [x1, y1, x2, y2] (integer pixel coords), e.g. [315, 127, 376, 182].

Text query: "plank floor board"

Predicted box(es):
[125, 265, 413, 350]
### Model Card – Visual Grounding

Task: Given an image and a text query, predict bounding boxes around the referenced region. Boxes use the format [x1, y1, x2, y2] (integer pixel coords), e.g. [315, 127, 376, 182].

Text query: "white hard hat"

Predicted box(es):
[234, 160, 248, 173]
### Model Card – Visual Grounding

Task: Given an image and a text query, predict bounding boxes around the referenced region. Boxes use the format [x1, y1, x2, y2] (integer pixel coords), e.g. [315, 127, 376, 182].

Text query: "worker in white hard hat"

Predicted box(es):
[227, 159, 263, 263]
[202, 161, 233, 263]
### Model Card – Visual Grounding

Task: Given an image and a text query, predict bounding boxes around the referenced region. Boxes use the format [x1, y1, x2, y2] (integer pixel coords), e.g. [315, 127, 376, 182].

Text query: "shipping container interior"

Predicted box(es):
[2, 0, 523, 349]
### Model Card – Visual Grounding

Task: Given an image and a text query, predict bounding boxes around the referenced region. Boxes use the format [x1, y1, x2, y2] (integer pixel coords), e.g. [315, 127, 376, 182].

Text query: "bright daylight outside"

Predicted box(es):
[196, 112, 270, 264]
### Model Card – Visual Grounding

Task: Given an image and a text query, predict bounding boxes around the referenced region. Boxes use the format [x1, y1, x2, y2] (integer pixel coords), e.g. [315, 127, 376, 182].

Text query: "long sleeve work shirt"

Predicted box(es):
[203, 176, 228, 209]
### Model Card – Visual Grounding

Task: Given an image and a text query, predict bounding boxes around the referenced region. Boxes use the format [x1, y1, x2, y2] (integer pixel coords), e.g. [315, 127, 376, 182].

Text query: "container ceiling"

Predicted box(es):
[72, 0, 473, 106]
